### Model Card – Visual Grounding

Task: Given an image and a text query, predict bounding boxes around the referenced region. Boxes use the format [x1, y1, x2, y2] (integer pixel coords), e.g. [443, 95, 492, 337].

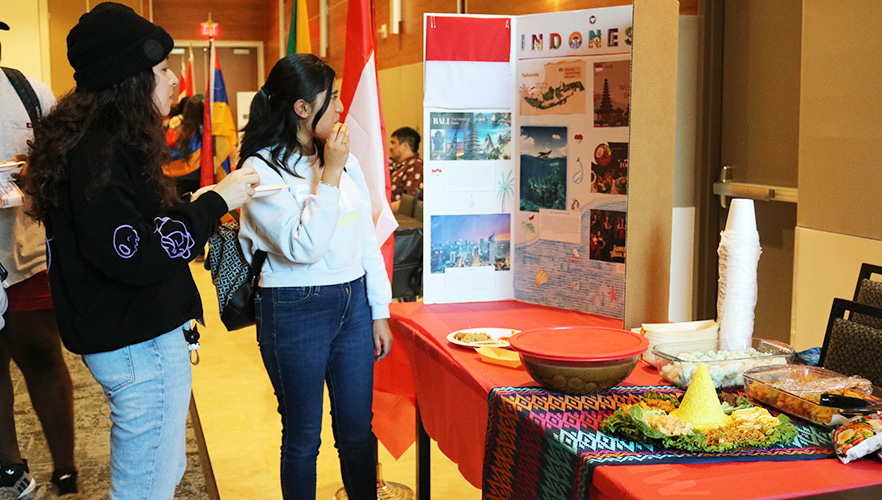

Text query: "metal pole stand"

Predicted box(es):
[333, 463, 414, 500]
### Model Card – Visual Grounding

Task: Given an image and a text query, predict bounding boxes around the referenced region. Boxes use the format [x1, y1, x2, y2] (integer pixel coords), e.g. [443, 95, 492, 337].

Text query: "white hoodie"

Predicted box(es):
[238, 151, 391, 320]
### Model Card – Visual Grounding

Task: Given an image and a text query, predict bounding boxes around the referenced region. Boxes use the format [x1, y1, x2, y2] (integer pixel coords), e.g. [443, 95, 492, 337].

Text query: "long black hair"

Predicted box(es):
[27, 68, 177, 223]
[237, 53, 336, 176]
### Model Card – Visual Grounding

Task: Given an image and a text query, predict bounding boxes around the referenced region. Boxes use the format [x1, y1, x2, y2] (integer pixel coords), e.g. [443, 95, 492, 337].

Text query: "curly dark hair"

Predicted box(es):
[26, 68, 178, 224]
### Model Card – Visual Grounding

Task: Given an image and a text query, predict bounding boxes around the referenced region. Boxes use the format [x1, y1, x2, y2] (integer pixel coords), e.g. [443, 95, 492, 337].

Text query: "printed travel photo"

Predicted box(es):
[589, 209, 626, 263]
[519, 126, 568, 212]
[429, 112, 512, 161]
[430, 214, 512, 273]
[593, 60, 630, 127]
[590, 142, 629, 194]
[519, 60, 587, 116]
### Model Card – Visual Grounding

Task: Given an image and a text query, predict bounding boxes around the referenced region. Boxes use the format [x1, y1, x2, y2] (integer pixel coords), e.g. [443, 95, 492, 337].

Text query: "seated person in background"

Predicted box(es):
[162, 95, 204, 196]
[388, 127, 423, 213]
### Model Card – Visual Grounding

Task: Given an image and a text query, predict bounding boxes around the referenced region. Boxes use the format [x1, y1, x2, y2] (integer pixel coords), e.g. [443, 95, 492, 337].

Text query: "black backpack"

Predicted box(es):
[2, 67, 42, 127]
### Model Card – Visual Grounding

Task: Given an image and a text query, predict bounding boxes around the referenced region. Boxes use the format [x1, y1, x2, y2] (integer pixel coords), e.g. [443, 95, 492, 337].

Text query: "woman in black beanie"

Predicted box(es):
[26, 3, 259, 498]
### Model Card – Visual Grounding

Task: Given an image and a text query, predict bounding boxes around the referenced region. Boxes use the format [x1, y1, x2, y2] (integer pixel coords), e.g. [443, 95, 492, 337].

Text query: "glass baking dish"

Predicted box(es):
[742, 365, 877, 428]
[653, 337, 794, 389]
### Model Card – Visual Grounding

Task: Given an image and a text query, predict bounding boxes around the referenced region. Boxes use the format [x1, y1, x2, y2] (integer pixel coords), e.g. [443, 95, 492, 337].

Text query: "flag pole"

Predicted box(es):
[199, 12, 216, 187]
[209, 26, 216, 182]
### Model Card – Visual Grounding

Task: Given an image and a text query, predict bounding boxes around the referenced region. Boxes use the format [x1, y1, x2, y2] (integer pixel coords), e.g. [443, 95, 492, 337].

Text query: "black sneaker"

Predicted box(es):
[51, 468, 78, 495]
[0, 462, 35, 499]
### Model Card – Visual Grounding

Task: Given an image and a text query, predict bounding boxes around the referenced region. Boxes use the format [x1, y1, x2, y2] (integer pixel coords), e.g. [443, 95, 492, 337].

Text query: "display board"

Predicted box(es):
[421, 0, 678, 326]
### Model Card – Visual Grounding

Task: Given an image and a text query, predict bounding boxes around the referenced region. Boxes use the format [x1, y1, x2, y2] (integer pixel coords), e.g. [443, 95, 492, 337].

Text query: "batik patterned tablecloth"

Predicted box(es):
[482, 386, 835, 500]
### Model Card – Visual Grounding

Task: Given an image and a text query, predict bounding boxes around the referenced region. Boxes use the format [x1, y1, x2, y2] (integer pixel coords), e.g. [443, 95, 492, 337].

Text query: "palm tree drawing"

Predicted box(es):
[497, 170, 514, 212]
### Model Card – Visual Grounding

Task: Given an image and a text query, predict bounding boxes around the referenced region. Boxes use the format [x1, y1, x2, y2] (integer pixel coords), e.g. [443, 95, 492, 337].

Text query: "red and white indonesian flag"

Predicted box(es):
[341, 0, 397, 278]
[178, 46, 195, 101]
[424, 16, 512, 109]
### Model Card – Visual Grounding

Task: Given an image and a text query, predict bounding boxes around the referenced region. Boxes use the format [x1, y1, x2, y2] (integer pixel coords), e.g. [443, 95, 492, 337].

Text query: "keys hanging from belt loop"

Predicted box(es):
[183, 320, 201, 365]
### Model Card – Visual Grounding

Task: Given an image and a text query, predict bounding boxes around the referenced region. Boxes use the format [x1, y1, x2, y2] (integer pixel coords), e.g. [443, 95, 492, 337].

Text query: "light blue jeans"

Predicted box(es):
[82, 325, 191, 500]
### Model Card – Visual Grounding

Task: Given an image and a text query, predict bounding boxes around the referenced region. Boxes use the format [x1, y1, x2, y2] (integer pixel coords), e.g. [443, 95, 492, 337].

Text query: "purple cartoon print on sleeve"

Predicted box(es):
[113, 225, 140, 259]
[154, 217, 195, 259]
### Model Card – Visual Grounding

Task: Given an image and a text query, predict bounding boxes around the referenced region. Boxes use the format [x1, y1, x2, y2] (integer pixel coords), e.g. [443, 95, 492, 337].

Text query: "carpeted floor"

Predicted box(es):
[9, 347, 210, 499]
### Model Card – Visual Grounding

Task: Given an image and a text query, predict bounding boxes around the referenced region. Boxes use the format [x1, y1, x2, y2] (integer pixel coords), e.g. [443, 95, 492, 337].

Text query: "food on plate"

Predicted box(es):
[743, 366, 875, 427]
[602, 363, 797, 452]
[833, 413, 882, 464]
[658, 347, 790, 389]
[670, 364, 731, 431]
[453, 331, 492, 344]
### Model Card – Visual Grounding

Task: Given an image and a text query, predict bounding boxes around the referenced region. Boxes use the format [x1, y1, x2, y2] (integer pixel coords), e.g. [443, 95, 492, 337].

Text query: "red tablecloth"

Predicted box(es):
[373, 301, 882, 499]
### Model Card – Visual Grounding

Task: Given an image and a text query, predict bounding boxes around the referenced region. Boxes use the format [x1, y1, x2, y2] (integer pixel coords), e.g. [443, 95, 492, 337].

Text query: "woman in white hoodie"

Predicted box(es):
[237, 54, 392, 500]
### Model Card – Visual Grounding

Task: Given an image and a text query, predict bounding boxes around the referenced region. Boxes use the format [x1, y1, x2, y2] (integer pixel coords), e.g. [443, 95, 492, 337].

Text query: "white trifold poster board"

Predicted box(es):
[422, 1, 678, 326]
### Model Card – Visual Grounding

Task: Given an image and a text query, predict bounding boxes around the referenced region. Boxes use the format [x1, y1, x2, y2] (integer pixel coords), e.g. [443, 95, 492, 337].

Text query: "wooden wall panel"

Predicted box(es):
[152, 0, 270, 43]
[324, 0, 349, 74]
[267, 0, 283, 76]
[466, 0, 699, 16]
[375, 0, 459, 70]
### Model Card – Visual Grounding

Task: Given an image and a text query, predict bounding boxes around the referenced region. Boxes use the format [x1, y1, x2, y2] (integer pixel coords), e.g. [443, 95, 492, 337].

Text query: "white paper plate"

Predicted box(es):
[446, 327, 520, 348]
[641, 319, 716, 333]
[0, 161, 24, 183]
[253, 184, 289, 198]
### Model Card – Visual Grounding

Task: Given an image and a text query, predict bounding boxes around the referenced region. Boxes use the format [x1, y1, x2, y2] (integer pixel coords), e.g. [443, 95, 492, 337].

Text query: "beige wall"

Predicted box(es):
[792, 228, 882, 350]
[378, 62, 424, 156]
[798, 0, 882, 240]
[792, 0, 882, 350]
[0, 1, 49, 82]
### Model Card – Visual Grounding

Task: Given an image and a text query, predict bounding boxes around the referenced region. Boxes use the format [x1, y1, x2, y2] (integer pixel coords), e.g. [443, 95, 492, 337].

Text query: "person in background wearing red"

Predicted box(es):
[388, 127, 423, 213]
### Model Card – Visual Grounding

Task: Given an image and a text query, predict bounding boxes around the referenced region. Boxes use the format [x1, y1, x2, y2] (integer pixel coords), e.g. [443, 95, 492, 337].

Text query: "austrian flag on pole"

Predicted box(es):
[424, 16, 512, 109]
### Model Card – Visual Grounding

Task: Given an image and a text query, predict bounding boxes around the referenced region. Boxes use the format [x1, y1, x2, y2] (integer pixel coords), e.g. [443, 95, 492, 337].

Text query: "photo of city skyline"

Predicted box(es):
[430, 214, 512, 274]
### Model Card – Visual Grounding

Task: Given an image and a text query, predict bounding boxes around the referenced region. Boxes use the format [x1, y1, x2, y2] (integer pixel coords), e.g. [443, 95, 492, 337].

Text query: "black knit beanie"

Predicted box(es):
[67, 2, 174, 92]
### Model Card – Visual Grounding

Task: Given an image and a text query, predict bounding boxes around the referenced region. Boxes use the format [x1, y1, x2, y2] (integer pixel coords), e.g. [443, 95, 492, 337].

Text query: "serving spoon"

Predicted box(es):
[819, 393, 882, 417]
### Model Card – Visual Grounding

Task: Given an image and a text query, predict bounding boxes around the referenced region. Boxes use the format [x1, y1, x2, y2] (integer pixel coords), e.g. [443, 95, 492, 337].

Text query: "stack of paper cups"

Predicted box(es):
[717, 199, 762, 350]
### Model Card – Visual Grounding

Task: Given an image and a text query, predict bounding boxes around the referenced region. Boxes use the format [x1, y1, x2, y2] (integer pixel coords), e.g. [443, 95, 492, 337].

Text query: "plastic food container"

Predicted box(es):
[743, 365, 876, 428]
[653, 337, 794, 389]
[509, 326, 648, 395]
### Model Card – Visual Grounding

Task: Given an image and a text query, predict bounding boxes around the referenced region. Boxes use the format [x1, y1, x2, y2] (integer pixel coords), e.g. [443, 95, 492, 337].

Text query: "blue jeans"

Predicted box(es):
[82, 326, 191, 500]
[256, 276, 376, 500]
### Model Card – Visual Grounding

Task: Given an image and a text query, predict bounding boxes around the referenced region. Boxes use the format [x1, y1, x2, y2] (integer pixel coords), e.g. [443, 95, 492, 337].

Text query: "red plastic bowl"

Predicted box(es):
[510, 326, 648, 394]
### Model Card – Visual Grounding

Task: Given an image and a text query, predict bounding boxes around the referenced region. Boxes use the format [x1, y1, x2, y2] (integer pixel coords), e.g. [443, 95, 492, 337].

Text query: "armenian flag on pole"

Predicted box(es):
[200, 44, 238, 186]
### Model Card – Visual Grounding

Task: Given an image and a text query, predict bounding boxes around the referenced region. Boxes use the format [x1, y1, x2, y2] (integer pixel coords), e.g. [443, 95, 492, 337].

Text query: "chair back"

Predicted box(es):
[820, 298, 882, 387]
[853, 263, 882, 329]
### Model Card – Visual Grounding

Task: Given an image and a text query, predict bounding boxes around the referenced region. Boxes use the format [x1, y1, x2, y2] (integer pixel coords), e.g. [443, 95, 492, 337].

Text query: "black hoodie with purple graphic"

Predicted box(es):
[44, 127, 228, 354]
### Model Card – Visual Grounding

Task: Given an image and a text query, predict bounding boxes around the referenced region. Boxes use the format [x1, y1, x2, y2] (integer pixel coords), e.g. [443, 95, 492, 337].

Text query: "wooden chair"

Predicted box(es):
[819, 298, 882, 387]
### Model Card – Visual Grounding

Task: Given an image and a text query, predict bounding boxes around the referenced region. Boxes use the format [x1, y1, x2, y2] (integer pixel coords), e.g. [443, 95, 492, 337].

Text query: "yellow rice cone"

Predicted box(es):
[670, 363, 730, 431]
